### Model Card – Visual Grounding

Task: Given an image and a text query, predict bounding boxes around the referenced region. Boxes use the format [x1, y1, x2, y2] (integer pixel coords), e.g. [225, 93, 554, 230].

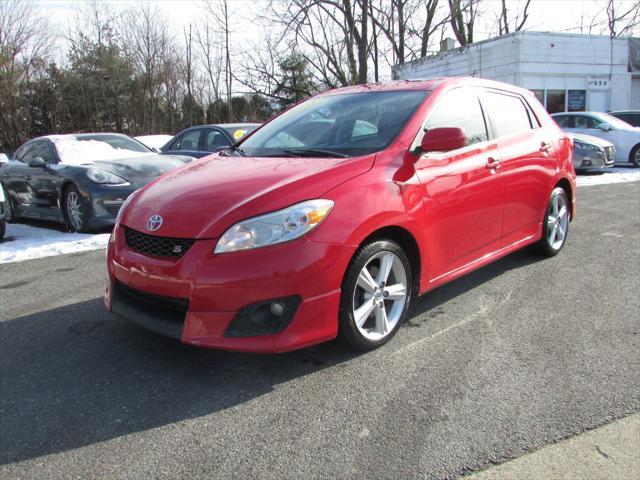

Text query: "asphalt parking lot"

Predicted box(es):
[1, 181, 639, 479]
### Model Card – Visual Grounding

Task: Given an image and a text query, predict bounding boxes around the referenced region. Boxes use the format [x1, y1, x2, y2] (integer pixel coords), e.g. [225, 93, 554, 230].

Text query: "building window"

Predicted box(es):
[567, 90, 586, 112]
[546, 90, 566, 114]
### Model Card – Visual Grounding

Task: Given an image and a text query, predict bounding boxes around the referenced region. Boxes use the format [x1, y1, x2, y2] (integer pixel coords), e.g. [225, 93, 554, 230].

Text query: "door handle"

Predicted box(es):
[539, 141, 552, 152]
[486, 157, 501, 170]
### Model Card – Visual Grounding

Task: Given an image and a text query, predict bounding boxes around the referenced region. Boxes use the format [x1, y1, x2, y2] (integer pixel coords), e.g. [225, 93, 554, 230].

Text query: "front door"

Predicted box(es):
[414, 87, 505, 280]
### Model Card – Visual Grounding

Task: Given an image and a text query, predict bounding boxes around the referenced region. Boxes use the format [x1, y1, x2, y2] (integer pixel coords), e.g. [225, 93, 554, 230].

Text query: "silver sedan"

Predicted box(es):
[571, 133, 615, 172]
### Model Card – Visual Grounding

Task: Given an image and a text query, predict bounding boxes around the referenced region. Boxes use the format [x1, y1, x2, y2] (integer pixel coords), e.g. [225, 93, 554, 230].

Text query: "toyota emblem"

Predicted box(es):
[147, 215, 163, 232]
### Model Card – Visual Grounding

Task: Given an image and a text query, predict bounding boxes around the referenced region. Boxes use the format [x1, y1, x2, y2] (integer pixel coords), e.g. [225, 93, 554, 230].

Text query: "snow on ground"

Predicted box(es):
[0, 223, 110, 264]
[0, 168, 638, 264]
[576, 167, 640, 187]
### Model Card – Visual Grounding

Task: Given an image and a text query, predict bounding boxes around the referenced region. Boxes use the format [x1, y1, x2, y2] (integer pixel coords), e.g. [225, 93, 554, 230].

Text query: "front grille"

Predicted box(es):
[115, 281, 189, 317]
[124, 227, 195, 258]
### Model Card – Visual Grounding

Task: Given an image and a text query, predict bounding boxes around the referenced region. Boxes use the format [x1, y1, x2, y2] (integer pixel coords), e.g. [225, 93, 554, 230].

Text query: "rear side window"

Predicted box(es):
[425, 88, 488, 146]
[484, 92, 533, 138]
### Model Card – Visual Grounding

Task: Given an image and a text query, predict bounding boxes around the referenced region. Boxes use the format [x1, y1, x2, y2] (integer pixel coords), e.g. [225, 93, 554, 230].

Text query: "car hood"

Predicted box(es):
[570, 133, 614, 148]
[82, 154, 193, 182]
[120, 154, 374, 239]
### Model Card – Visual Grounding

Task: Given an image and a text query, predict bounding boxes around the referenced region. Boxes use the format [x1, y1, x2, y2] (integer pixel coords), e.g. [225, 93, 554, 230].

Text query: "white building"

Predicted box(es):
[392, 32, 640, 113]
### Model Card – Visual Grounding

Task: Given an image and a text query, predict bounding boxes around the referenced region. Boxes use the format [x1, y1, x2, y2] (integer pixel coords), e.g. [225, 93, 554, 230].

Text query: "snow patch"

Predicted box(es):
[0, 223, 110, 264]
[576, 168, 640, 187]
[50, 135, 147, 165]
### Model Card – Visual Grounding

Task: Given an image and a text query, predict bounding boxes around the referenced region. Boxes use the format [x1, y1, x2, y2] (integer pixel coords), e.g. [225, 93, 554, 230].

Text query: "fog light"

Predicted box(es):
[270, 302, 285, 316]
[224, 296, 301, 337]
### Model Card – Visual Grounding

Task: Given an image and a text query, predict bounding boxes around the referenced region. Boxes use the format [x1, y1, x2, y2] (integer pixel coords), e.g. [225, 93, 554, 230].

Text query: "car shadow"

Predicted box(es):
[0, 248, 546, 464]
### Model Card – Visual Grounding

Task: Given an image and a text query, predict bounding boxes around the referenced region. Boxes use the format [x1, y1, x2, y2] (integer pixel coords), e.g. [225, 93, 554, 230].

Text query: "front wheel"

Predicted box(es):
[63, 185, 91, 233]
[339, 240, 413, 350]
[1, 184, 15, 223]
[530, 187, 570, 257]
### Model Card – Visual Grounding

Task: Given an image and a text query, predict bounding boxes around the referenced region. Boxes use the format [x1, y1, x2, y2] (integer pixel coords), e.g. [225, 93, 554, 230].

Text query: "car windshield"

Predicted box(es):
[234, 91, 427, 158]
[222, 125, 259, 142]
[51, 134, 152, 165]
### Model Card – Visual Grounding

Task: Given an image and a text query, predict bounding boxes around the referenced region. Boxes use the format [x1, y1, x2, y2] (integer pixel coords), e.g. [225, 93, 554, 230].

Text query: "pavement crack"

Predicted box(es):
[594, 444, 611, 459]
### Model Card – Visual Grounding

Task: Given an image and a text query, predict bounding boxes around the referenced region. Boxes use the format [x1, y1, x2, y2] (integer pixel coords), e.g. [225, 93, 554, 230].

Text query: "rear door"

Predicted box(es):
[481, 90, 557, 245]
[414, 87, 505, 279]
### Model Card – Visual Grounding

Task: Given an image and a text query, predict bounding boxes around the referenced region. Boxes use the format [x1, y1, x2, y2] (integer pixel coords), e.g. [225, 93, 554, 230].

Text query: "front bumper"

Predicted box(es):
[105, 224, 357, 353]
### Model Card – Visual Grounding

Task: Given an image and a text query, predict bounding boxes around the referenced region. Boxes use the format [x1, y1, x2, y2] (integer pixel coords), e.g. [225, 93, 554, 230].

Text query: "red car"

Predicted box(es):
[105, 78, 576, 353]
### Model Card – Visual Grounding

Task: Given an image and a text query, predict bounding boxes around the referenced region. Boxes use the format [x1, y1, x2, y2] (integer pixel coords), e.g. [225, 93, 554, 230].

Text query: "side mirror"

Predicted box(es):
[28, 157, 47, 168]
[598, 122, 612, 131]
[419, 127, 467, 154]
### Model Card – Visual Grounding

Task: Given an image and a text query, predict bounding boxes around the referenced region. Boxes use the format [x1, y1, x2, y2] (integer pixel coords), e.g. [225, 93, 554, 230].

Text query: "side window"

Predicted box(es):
[168, 130, 201, 151]
[553, 115, 571, 128]
[203, 130, 231, 152]
[424, 88, 488, 146]
[15, 145, 31, 162]
[581, 116, 601, 129]
[484, 92, 533, 138]
[21, 142, 55, 164]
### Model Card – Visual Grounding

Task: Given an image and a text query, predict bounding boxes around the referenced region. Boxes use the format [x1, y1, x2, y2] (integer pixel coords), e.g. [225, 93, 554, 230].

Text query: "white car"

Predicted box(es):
[552, 112, 640, 166]
[134, 134, 174, 151]
[570, 133, 615, 172]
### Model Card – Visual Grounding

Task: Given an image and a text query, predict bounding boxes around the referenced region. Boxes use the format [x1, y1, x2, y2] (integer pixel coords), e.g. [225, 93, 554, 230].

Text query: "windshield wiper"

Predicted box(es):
[282, 148, 348, 158]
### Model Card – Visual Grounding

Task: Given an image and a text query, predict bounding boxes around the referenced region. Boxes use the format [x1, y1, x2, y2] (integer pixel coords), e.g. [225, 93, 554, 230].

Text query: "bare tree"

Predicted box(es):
[448, 0, 481, 47]
[195, 18, 223, 104]
[0, 0, 52, 149]
[497, 0, 531, 35]
[606, 0, 640, 36]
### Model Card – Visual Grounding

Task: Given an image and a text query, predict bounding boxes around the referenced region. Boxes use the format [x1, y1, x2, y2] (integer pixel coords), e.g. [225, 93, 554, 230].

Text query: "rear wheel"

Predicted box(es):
[631, 145, 640, 167]
[530, 187, 570, 257]
[339, 240, 413, 350]
[63, 185, 91, 233]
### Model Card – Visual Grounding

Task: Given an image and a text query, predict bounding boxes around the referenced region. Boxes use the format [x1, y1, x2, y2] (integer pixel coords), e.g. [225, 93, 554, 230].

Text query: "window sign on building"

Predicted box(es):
[567, 90, 586, 111]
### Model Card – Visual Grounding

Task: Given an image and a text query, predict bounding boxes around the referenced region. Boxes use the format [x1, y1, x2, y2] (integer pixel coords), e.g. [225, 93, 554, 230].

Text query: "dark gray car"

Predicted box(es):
[0, 133, 193, 232]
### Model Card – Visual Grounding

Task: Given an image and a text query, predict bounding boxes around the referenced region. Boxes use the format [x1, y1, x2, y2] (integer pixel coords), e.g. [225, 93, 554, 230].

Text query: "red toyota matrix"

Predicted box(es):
[106, 78, 576, 352]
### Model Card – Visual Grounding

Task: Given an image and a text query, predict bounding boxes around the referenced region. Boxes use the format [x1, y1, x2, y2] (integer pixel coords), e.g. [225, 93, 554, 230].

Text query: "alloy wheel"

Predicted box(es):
[352, 251, 408, 341]
[547, 193, 569, 250]
[66, 191, 84, 231]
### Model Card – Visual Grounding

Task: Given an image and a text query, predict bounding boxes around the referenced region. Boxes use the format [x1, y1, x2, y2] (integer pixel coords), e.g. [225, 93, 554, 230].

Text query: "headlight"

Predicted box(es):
[86, 168, 130, 185]
[115, 189, 140, 225]
[214, 199, 334, 254]
[574, 141, 600, 152]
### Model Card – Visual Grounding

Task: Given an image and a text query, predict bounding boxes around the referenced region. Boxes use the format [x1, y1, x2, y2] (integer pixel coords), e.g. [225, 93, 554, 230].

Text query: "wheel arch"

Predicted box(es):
[356, 225, 422, 296]
[629, 143, 639, 163]
[554, 177, 574, 220]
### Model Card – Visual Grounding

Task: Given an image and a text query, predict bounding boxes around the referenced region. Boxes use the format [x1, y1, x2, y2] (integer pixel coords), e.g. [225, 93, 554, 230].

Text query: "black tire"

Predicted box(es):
[1, 184, 15, 223]
[63, 184, 91, 233]
[0, 219, 5, 241]
[338, 239, 413, 350]
[630, 145, 640, 167]
[530, 187, 570, 257]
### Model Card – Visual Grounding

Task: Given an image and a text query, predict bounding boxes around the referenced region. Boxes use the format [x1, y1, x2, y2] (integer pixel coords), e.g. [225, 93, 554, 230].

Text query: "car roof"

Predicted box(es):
[609, 110, 639, 114]
[551, 112, 606, 116]
[315, 77, 536, 98]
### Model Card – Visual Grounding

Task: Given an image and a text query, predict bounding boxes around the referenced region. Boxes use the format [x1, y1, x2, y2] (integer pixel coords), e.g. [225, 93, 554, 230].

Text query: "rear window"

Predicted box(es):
[484, 92, 533, 138]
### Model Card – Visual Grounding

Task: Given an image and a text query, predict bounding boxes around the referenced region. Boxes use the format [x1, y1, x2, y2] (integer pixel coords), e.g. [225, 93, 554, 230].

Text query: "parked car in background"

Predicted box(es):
[552, 111, 640, 166]
[106, 78, 575, 353]
[570, 134, 615, 172]
[608, 110, 640, 127]
[135, 135, 174, 151]
[161, 123, 260, 158]
[0, 133, 194, 232]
